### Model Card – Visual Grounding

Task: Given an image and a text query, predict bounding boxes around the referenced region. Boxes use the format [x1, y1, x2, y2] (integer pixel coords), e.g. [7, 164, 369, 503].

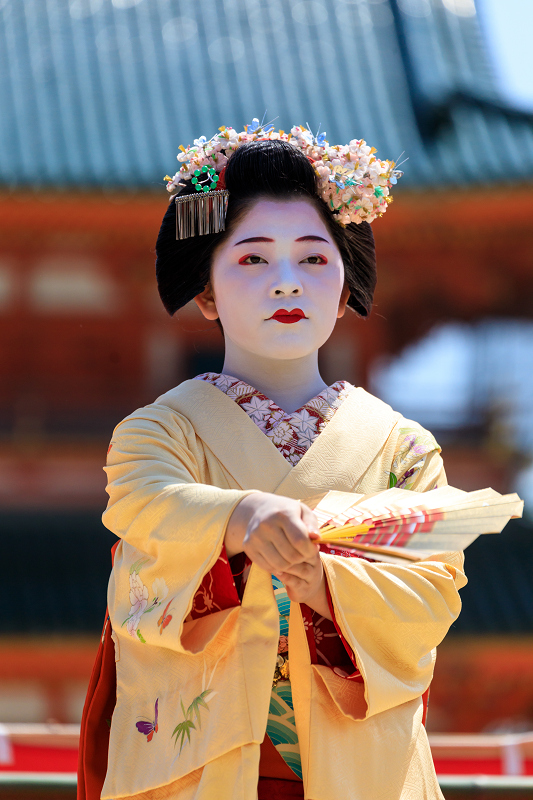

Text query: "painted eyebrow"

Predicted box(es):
[234, 235, 328, 245]
[234, 237, 274, 245]
[295, 235, 329, 243]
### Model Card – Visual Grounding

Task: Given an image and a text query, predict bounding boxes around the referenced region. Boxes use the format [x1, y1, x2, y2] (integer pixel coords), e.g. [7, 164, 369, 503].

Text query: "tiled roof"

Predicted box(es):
[1, 0, 533, 189]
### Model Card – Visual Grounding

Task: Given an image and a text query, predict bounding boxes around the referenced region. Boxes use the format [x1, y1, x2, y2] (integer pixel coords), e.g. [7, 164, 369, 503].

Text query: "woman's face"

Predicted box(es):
[195, 198, 349, 361]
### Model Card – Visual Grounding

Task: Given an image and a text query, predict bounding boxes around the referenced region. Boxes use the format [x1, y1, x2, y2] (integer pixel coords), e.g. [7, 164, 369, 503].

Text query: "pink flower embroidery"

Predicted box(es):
[151, 577, 169, 605]
[127, 572, 149, 637]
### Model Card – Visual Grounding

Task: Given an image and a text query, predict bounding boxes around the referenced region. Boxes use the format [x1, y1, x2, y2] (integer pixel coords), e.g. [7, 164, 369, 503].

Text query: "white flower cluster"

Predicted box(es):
[164, 120, 403, 226]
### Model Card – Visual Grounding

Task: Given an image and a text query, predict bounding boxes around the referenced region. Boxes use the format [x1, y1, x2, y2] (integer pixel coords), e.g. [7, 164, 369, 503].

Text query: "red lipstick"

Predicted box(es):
[269, 308, 306, 324]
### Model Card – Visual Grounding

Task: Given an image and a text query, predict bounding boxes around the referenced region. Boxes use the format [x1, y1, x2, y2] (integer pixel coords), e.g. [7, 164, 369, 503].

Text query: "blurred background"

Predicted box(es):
[1, 0, 533, 795]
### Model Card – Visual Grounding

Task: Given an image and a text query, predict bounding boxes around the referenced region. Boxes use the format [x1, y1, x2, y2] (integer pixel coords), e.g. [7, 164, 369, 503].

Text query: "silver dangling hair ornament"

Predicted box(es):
[175, 190, 229, 240]
[172, 163, 229, 240]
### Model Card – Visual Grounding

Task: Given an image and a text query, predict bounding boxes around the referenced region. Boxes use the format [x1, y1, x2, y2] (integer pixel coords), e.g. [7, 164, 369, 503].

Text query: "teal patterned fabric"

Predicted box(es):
[266, 575, 302, 779]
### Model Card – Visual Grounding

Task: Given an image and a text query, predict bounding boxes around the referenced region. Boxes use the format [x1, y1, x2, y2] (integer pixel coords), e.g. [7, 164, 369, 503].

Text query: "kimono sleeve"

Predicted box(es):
[391, 419, 447, 492]
[318, 550, 466, 720]
[307, 420, 448, 684]
[102, 405, 254, 655]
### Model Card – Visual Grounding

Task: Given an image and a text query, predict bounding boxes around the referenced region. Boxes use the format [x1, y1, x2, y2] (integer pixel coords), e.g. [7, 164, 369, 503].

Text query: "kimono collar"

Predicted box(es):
[194, 372, 352, 467]
[156, 380, 402, 500]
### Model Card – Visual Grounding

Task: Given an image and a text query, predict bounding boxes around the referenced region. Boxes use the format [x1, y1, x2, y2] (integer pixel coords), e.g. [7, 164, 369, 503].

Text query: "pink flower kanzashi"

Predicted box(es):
[166, 122, 401, 228]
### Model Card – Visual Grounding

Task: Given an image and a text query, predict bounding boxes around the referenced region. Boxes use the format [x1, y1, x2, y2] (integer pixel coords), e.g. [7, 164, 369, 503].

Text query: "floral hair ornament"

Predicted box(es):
[164, 118, 405, 240]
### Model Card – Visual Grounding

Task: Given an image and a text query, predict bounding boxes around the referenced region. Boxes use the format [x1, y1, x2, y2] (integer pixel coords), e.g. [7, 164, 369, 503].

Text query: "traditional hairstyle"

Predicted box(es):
[155, 140, 376, 318]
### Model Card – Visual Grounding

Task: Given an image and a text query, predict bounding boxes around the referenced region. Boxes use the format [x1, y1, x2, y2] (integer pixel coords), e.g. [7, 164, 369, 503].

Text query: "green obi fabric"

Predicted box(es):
[266, 575, 302, 779]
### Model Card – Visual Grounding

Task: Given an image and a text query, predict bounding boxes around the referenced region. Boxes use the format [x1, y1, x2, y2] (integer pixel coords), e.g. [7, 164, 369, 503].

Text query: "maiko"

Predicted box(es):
[78, 134, 465, 800]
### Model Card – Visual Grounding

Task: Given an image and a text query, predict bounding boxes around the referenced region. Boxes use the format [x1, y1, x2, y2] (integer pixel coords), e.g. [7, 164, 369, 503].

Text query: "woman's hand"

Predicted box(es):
[226, 492, 320, 568]
[276, 557, 331, 619]
[225, 493, 332, 619]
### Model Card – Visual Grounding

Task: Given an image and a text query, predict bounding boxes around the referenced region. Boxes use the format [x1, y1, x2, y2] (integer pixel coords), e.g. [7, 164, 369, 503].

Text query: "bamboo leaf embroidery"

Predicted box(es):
[171, 691, 214, 753]
[171, 718, 196, 753]
[187, 690, 210, 729]
[171, 658, 220, 758]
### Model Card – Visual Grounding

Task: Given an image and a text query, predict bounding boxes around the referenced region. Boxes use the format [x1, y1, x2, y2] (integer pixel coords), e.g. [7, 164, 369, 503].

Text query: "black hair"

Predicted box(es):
[155, 140, 376, 317]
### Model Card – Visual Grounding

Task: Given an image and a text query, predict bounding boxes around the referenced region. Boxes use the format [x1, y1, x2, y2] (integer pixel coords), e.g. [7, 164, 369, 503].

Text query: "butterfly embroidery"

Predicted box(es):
[157, 598, 174, 634]
[136, 698, 158, 742]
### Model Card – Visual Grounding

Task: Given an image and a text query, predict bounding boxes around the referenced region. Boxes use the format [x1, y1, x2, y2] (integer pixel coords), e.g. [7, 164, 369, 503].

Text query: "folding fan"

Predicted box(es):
[312, 486, 523, 564]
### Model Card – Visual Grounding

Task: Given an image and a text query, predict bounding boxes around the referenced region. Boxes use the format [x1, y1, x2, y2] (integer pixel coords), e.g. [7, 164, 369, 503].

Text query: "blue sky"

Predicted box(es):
[480, 0, 533, 109]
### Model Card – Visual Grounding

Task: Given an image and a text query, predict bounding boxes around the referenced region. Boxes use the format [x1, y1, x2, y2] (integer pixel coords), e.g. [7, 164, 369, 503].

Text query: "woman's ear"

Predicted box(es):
[194, 283, 219, 320]
[337, 283, 351, 319]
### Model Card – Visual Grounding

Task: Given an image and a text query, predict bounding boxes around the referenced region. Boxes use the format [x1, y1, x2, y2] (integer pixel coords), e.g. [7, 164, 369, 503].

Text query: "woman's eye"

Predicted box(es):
[238, 255, 267, 265]
[301, 255, 328, 265]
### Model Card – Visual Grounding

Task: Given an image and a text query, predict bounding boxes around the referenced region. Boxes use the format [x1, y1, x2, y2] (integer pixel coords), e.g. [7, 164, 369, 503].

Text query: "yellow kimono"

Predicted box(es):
[101, 379, 466, 800]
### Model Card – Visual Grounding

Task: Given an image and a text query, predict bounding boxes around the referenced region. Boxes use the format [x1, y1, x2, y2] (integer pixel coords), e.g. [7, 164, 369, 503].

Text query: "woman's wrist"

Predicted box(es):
[225, 492, 262, 558]
[301, 570, 332, 620]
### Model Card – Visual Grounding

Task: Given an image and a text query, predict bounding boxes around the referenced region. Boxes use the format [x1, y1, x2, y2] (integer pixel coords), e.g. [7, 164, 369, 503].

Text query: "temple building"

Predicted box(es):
[0, 0, 532, 731]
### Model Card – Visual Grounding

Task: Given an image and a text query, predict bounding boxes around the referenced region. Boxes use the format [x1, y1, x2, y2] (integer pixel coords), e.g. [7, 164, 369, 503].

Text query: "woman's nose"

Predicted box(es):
[270, 263, 303, 297]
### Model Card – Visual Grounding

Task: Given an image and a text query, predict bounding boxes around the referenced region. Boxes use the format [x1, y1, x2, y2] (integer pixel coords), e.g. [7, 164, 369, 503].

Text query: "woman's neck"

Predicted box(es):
[221, 348, 327, 414]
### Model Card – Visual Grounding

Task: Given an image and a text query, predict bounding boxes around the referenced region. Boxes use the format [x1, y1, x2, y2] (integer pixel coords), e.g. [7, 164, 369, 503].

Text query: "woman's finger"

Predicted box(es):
[301, 503, 320, 536]
[278, 512, 318, 559]
[257, 539, 296, 573]
[244, 520, 301, 568]
[265, 523, 308, 566]
[247, 548, 279, 575]
[280, 560, 316, 582]
[278, 573, 307, 602]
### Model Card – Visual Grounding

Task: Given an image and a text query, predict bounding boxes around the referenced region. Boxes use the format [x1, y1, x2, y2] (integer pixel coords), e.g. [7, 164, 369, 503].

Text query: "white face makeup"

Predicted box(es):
[195, 198, 348, 362]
